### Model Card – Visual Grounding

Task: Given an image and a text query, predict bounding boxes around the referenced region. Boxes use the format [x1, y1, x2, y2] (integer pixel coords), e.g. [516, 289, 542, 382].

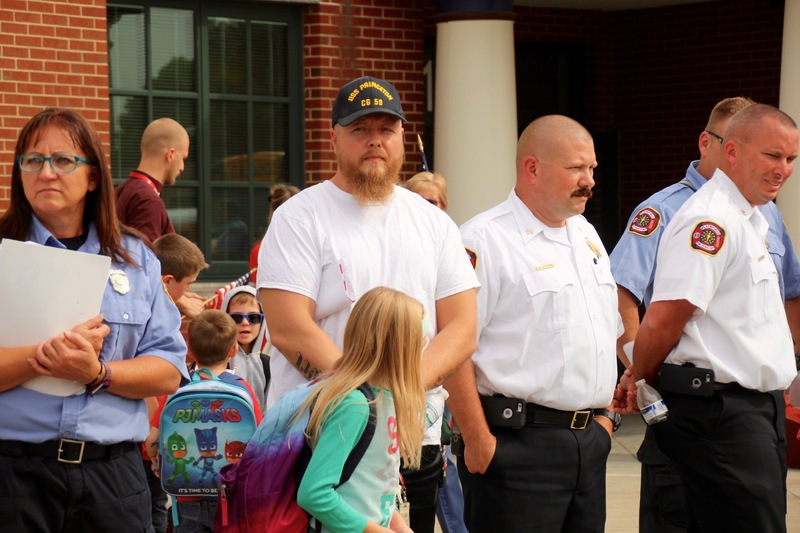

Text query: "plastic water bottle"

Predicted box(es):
[636, 379, 669, 425]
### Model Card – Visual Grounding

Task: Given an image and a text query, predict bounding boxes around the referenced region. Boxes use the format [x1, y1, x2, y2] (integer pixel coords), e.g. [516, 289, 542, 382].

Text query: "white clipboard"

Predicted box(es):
[0, 239, 110, 396]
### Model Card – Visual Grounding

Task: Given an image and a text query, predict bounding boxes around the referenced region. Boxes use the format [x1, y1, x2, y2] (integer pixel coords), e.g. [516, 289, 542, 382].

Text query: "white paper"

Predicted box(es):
[0, 239, 110, 396]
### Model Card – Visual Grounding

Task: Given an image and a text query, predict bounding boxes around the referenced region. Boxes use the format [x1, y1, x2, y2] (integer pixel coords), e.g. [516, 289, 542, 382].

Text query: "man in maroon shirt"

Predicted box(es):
[116, 117, 190, 242]
[116, 118, 204, 321]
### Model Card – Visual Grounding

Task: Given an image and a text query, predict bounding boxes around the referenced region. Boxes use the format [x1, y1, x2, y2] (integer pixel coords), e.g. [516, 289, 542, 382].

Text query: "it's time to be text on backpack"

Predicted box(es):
[215, 379, 377, 532]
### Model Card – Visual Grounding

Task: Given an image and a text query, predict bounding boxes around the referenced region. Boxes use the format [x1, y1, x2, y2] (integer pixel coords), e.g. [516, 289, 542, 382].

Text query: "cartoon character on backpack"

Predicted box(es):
[164, 431, 195, 488]
[225, 441, 246, 464]
[192, 427, 224, 487]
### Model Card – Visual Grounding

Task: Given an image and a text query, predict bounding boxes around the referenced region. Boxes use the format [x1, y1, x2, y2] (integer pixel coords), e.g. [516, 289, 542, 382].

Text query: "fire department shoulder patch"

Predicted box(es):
[628, 207, 662, 237]
[465, 247, 478, 270]
[690, 221, 725, 255]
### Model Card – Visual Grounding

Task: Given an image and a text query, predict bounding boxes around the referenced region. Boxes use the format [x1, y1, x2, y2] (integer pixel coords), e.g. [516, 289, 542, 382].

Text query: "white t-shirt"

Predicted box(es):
[460, 190, 619, 410]
[258, 180, 479, 443]
[653, 169, 795, 391]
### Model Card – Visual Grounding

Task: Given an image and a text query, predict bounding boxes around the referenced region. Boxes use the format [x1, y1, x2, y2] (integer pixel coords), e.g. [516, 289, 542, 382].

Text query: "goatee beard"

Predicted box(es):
[338, 150, 404, 205]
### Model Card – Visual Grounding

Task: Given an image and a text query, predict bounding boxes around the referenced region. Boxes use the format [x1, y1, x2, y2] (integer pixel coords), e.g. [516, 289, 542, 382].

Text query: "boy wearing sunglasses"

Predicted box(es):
[221, 286, 269, 410]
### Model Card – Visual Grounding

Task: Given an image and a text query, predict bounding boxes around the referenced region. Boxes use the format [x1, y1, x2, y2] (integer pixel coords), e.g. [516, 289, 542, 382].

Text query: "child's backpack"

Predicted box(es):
[159, 368, 258, 498]
[215, 379, 377, 533]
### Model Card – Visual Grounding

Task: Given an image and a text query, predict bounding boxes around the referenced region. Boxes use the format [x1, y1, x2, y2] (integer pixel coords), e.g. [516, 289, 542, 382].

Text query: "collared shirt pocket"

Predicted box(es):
[99, 290, 152, 360]
[592, 261, 618, 309]
[523, 267, 579, 332]
[749, 255, 780, 323]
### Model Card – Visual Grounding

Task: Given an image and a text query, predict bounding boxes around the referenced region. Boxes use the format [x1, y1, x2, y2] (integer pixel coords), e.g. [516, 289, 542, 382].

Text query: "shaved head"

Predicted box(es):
[140, 118, 189, 157]
[517, 115, 593, 172]
[720, 103, 799, 206]
[137, 118, 190, 185]
[724, 104, 797, 146]
[515, 115, 597, 226]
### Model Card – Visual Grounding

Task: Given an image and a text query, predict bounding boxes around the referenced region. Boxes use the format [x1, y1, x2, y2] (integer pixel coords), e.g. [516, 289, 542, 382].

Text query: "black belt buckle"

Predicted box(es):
[570, 410, 591, 430]
[57, 438, 86, 464]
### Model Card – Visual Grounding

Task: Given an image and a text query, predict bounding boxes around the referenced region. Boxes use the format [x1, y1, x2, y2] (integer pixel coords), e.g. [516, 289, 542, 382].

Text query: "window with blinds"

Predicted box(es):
[107, 2, 303, 278]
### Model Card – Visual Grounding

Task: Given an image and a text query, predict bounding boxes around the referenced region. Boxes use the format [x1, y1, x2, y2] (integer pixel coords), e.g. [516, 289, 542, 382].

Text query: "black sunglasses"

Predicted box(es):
[228, 312, 264, 325]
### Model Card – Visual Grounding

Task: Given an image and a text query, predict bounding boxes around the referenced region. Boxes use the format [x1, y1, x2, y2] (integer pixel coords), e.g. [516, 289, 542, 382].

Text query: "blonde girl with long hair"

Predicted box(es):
[296, 287, 427, 533]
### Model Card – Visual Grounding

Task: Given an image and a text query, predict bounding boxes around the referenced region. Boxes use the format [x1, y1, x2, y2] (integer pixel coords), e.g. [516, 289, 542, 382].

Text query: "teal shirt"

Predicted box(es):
[297, 387, 399, 533]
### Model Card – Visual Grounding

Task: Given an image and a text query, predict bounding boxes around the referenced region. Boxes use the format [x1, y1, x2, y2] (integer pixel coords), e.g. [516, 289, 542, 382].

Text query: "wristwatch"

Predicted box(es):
[593, 409, 622, 432]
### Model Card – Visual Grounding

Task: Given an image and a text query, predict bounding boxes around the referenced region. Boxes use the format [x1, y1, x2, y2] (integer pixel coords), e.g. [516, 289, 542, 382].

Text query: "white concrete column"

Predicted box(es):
[434, 16, 517, 225]
[778, 0, 800, 242]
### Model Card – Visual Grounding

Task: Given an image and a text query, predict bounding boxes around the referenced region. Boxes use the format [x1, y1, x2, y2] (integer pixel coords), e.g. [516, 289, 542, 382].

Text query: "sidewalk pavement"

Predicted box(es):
[607, 413, 800, 532]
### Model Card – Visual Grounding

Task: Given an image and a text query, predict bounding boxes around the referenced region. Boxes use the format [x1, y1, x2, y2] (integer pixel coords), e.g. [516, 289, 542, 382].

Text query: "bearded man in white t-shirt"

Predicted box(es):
[257, 76, 479, 533]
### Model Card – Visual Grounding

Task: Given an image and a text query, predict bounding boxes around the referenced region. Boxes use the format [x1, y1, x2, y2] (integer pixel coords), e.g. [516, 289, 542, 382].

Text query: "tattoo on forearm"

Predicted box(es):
[295, 353, 320, 380]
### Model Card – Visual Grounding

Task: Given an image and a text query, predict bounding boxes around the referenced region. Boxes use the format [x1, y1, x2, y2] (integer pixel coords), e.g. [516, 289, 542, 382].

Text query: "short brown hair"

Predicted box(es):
[724, 103, 798, 144]
[153, 233, 208, 281]
[188, 310, 238, 366]
[705, 97, 755, 132]
[227, 289, 260, 311]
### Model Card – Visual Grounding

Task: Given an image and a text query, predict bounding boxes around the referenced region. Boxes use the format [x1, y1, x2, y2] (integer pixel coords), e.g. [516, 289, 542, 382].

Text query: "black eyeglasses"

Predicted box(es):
[228, 312, 264, 325]
[17, 153, 91, 174]
[705, 130, 724, 144]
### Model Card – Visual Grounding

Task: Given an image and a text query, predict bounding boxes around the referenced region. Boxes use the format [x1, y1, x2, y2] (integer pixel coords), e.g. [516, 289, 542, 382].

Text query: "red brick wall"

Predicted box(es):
[0, 0, 110, 212]
[302, 0, 426, 185]
[513, 6, 616, 232]
[612, 0, 784, 228]
[512, 0, 784, 240]
[514, 6, 615, 132]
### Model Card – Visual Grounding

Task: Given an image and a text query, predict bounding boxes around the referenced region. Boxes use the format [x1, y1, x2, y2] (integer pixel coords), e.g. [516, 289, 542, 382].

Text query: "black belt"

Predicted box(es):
[0, 439, 135, 464]
[713, 382, 743, 391]
[526, 404, 593, 430]
[480, 395, 593, 430]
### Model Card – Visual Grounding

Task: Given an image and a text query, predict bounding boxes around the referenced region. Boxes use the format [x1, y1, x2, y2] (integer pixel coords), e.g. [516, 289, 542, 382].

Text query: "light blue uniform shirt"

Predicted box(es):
[611, 161, 800, 306]
[0, 216, 188, 444]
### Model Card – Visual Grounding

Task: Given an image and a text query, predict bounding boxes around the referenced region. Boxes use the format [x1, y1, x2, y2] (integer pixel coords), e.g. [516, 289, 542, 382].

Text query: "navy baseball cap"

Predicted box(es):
[331, 76, 406, 127]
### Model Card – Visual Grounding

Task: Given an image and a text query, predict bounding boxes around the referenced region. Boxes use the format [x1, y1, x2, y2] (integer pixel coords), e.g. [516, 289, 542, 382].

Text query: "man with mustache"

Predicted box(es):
[257, 76, 479, 532]
[617, 104, 799, 531]
[449, 115, 621, 532]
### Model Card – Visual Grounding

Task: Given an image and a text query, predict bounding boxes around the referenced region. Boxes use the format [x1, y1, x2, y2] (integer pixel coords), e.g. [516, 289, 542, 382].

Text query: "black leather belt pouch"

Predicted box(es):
[480, 395, 526, 429]
[657, 363, 715, 398]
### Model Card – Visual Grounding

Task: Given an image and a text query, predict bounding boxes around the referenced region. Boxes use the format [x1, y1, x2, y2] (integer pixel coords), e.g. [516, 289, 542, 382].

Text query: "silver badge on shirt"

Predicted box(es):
[109, 269, 130, 295]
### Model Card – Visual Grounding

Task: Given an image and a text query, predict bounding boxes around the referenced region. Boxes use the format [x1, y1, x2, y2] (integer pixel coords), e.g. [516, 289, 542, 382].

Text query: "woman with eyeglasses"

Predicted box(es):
[220, 285, 269, 410]
[0, 108, 188, 532]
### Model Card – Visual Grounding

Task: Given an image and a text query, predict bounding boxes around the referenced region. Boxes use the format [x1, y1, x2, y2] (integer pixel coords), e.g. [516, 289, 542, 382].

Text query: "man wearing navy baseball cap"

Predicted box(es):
[331, 76, 407, 127]
[257, 75, 479, 532]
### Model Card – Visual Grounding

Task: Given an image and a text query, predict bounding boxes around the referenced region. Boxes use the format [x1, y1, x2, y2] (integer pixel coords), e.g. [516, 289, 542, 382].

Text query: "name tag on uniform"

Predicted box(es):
[536, 263, 555, 271]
